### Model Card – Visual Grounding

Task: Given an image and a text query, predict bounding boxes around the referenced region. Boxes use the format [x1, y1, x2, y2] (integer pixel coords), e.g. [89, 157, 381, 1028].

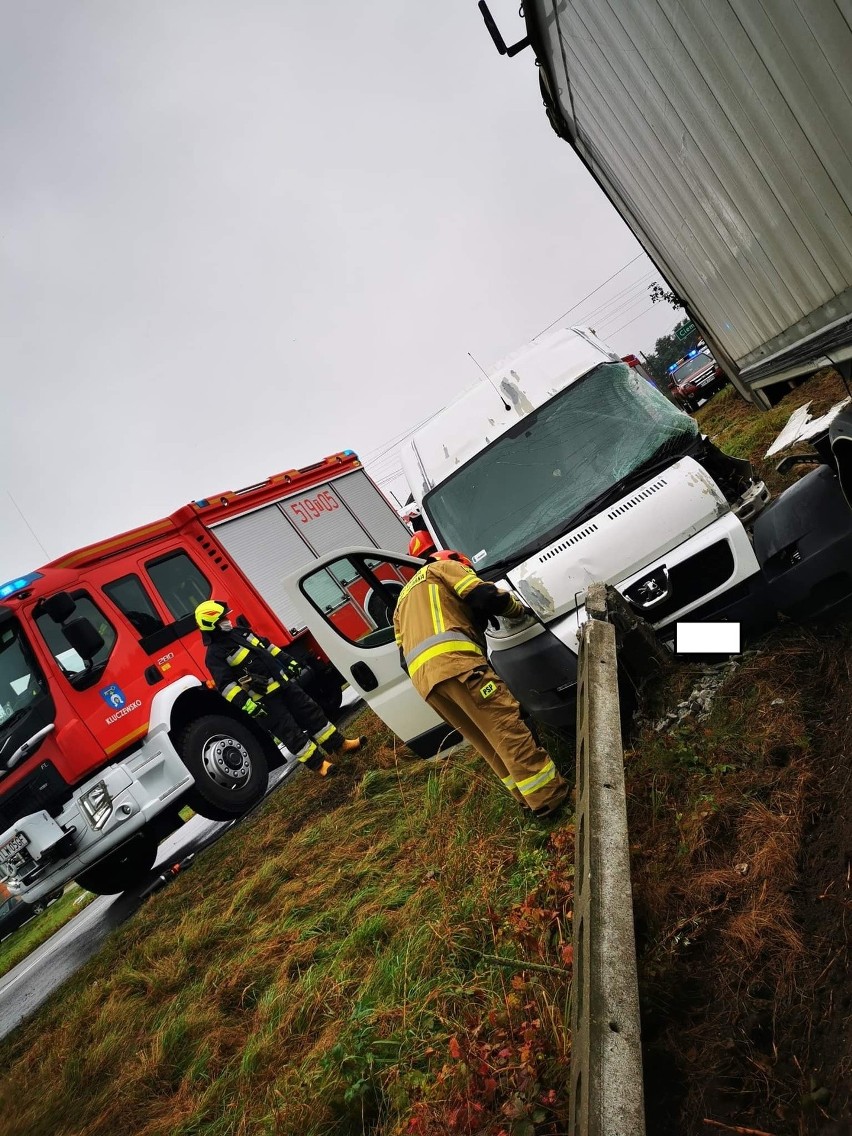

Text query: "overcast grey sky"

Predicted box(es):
[0, 0, 682, 581]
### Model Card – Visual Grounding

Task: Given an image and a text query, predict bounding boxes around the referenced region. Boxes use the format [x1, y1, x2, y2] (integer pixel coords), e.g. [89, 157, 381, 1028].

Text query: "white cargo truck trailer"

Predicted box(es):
[480, 0, 852, 406]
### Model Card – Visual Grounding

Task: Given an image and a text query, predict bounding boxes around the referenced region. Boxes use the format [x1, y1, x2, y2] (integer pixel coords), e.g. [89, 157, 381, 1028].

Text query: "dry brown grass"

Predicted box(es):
[628, 619, 852, 1134]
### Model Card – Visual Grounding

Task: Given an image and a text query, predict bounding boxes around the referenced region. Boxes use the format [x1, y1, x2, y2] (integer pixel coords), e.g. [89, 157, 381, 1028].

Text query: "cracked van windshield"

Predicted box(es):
[424, 362, 698, 570]
[0, 619, 49, 737]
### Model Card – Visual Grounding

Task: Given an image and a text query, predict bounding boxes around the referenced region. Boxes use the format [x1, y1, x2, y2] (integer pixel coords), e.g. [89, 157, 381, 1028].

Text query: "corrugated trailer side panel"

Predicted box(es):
[528, 0, 852, 389]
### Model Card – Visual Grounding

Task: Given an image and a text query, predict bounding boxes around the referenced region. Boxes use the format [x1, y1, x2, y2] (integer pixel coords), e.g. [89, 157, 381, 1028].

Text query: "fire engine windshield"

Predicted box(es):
[673, 353, 714, 382]
[424, 361, 699, 572]
[0, 616, 50, 740]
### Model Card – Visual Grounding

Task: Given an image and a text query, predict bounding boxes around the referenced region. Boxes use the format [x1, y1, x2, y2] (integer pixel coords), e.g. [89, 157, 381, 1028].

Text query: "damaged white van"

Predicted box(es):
[284, 327, 772, 751]
[397, 327, 771, 727]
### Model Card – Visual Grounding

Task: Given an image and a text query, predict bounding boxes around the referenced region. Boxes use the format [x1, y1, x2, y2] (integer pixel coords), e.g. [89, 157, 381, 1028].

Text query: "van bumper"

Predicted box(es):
[489, 627, 579, 729]
[655, 569, 777, 640]
[488, 568, 774, 730]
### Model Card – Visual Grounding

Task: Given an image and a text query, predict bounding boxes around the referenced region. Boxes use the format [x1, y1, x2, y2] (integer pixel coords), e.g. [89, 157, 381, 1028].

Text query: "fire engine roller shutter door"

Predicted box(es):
[277, 477, 373, 557]
[332, 470, 411, 553]
[211, 505, 316, 635]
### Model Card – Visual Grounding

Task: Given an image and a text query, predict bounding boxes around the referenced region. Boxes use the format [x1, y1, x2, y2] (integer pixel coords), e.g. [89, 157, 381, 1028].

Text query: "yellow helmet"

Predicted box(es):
[195, 599, 229, 632]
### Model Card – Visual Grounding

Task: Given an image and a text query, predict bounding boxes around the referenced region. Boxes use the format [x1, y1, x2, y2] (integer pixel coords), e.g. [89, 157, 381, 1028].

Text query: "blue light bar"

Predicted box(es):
[0, 571, 43, 600]
[687, 349, 698, 357]
[342, 449, 356, 456]
[667, 363, 678, 373]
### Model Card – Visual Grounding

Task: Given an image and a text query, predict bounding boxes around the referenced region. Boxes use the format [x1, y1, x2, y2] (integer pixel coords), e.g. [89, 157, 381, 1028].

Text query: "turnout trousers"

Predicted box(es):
[426, 661, 568, 813]
[259, 682, 346, 771]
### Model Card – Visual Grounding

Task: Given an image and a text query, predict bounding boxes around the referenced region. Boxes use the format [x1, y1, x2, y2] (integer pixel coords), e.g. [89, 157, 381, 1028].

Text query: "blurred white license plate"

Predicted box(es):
[0, 832, 29, 863]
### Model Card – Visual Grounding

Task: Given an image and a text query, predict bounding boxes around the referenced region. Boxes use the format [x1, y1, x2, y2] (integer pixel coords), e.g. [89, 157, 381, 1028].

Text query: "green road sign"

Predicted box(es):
[676, 321, 696, 340]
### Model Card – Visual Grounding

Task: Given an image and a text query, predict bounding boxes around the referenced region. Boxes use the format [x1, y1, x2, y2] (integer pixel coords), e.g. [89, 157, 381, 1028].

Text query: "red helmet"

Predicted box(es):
[430, 549, 474, 570]
[408, 530, 437, 558]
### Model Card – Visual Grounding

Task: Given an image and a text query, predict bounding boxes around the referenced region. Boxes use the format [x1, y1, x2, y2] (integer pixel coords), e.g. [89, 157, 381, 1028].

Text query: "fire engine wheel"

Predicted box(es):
[177, 714, 269, 820]
[75, 831, 159, 896]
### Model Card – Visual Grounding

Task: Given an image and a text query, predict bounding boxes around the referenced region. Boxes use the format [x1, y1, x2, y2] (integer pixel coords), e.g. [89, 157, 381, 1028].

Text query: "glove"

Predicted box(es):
[285, 657, 302, 678]
[503, 598, 534, 624]
[243, 698, 265, 717]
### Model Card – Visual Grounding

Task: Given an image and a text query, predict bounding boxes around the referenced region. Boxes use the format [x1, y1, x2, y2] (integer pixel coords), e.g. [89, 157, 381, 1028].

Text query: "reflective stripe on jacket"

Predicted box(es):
[202, 626, 295, 713]
[392, 559, 520, 698]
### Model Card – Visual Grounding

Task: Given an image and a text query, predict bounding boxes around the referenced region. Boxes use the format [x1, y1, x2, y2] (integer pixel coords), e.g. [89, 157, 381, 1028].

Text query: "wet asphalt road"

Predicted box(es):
[0, 764, 297, 1041]
[0, 694, 362, 1042]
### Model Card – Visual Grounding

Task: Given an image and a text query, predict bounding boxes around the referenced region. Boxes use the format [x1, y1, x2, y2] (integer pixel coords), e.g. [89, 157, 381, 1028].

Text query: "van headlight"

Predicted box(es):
[487, 612, 538, 640]
[79, 781, 113, 830]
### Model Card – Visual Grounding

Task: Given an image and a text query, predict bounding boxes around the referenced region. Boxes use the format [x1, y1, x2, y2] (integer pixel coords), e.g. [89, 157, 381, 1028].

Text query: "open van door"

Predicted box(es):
[283, 548, 460, 758]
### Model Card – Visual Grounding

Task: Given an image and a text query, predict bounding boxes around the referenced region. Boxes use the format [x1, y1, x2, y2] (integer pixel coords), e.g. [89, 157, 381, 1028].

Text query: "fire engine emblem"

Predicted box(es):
[99, 684, 126, 710]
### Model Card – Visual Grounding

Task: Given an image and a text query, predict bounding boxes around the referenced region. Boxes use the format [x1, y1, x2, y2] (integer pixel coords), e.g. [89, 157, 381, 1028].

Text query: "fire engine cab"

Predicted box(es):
[0, 452, 410, 899]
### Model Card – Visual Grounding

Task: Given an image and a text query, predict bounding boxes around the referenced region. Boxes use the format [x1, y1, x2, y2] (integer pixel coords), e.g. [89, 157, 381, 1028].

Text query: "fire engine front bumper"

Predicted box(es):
[0, 735, 192, 903]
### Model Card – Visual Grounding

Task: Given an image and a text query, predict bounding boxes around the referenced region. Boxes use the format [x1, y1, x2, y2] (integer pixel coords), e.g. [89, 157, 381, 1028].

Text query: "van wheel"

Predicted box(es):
[75, 831, 159, 895]
[301, 669, 344, 719]
[316, 679, 343, 719]
[177, 714, 269, 821]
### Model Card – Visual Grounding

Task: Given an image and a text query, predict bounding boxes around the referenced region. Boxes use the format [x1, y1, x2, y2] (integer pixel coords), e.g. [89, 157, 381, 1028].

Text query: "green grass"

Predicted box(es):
[696, 365, 849, 493]
[0, 885, 96, 978]
[0, 712, 576, 1136]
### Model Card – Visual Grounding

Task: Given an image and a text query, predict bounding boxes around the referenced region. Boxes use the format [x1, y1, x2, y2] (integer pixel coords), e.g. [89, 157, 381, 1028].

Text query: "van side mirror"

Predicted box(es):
[42, 592, 76, 624]
[62, 618, 105, 664]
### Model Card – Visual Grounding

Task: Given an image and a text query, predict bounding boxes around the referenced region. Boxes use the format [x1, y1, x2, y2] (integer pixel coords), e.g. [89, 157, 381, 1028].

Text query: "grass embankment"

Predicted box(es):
[0, 885, 95, 979]
[627, 369, 852, 1133]
[0, 718, 577, 1136]
[625, 623, 851, 1133]
[696, 367, 849, 494]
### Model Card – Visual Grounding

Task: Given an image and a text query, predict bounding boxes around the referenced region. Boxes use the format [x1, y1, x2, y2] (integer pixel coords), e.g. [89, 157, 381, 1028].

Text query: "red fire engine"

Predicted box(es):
[0, 452, 410, 899]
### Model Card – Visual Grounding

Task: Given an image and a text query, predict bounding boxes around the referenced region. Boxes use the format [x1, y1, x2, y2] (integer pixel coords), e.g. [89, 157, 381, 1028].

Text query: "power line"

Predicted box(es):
[366, 449, 414, 474]
[366, 458, 411, 482]
[532, 253, 645, 339]
[608, 307, 662, 339]
[595, 292, 657, 332]
[7, 491, 49, 560]
[577, 272, 655, 324]
[589, 289, 657, 332]
[374, 471, 405, 487]
[361, 422, 428, 462]
[360, 402, 449, 465]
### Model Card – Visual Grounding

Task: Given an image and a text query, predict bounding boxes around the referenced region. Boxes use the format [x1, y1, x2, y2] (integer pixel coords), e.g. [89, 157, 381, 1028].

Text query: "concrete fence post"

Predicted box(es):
[570, 612, 646, 1136]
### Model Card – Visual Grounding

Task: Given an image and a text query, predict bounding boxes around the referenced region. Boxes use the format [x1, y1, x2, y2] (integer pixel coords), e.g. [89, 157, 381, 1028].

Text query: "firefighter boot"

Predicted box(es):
[532, 782, 571, 821]
[340, 736, 367, 755]
[318, 759, 338, 777]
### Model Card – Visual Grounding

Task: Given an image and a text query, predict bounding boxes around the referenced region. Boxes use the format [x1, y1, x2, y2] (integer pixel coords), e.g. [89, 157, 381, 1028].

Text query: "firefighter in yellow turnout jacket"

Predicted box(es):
[393, 547, 569, 817]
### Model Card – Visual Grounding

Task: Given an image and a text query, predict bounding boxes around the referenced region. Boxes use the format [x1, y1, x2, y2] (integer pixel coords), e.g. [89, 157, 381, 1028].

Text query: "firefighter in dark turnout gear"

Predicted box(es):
[195, 600, 364, 777]
[393, 546, 569, 817]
